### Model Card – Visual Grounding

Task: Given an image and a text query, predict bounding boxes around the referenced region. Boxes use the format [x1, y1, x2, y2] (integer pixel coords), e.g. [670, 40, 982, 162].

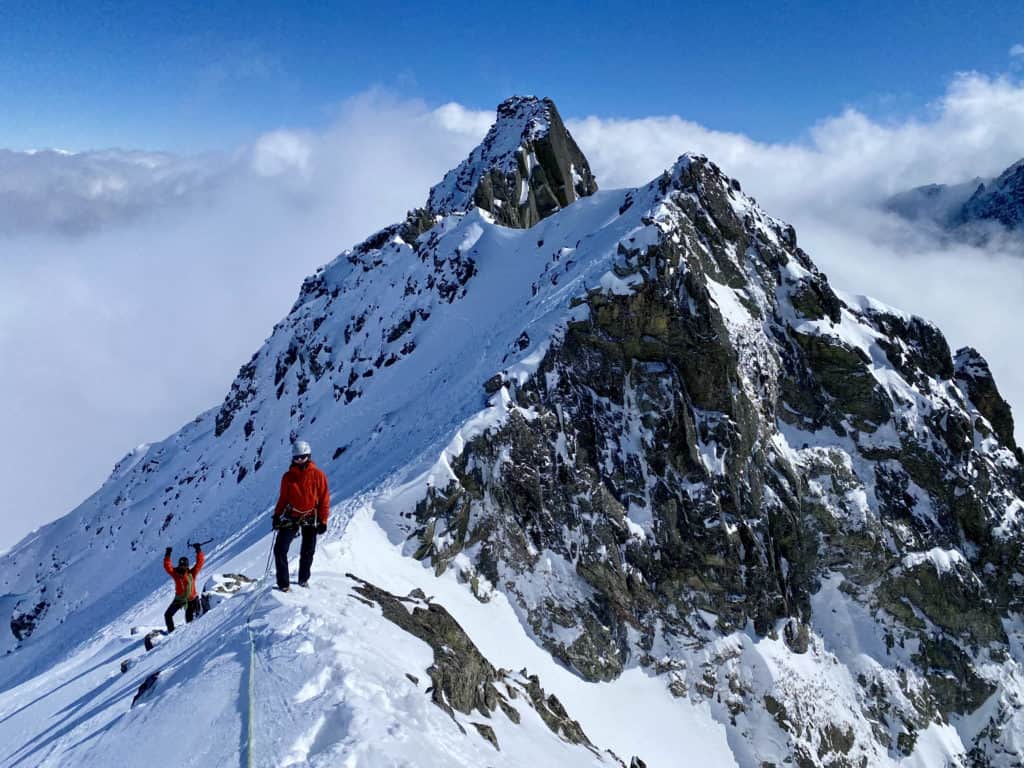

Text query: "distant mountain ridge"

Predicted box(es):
[956, 158, 1024, 230]
[886, 156, 1024, 241]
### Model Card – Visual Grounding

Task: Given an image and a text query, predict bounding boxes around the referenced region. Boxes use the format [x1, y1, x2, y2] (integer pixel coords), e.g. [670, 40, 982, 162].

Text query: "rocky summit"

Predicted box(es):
[2, 96, 1023, 768]
[955, 158, 1024, 231]
[427, 95, 598, 229]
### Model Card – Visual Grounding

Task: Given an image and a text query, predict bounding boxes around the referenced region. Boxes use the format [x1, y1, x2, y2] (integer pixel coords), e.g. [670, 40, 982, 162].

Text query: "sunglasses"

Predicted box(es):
[294, 454, 311, 462]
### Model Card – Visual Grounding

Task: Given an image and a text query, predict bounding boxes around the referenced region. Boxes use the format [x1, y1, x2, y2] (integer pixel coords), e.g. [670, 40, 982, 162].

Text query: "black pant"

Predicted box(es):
[274, 522, 318, 589]
[164, 598, 199, 632]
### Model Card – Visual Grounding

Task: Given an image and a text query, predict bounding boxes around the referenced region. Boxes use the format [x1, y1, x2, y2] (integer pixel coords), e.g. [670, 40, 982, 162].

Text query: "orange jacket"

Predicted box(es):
[274, 461, 330, 525]
[164, 551, 204, 602]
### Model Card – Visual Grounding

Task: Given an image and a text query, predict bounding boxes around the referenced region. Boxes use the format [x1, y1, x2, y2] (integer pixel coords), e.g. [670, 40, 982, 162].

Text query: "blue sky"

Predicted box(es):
[2, 0, 1023, 152]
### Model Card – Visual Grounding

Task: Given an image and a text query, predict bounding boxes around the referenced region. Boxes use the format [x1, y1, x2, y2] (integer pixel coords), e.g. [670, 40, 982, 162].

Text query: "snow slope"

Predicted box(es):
[0, 500, 735, 767]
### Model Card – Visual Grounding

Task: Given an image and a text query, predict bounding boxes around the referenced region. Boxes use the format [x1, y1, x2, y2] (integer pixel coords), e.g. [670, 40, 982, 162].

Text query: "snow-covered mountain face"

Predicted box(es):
[886, 157, 1024, 243]
[957, 159, 1024, 231]
[2, 96, 1023, 768]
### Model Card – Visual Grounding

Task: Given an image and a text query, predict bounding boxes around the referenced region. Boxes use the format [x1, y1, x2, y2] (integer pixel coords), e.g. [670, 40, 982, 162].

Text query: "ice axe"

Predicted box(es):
[187, 538, 214, 548]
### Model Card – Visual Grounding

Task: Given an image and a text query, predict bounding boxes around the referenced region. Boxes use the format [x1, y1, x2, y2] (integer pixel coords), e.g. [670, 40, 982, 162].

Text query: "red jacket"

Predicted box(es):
[164, 551, 204, 602]
[274, 461, 330, 525]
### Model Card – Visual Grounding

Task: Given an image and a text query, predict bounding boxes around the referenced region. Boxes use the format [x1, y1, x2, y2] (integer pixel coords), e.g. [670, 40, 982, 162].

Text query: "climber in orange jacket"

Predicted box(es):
[163, 542, 204, 632]
[272, 439, 330, 591]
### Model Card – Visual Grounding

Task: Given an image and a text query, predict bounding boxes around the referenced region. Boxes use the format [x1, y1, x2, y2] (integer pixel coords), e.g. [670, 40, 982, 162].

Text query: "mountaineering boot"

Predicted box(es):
[298, 581, 309, 588]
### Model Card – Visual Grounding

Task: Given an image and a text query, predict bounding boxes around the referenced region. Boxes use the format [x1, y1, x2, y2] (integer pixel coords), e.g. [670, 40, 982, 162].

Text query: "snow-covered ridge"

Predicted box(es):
[396, 153, 1024, 763]
[2, 95, 1023, 767]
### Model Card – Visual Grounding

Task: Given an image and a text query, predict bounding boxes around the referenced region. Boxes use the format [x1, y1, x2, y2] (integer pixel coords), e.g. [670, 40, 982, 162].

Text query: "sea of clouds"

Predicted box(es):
[1, 75, 1022, 550]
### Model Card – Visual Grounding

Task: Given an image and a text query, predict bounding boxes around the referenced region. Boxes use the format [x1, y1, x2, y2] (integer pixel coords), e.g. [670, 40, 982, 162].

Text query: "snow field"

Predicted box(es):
[0, 497, 738, 767]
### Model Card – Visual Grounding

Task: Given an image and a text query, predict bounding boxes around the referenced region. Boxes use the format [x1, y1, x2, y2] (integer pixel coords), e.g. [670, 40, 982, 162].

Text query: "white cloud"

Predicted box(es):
[1011, 44, 1024, 58]
[0, 148, 226, 235]
[2, 76, 1024, 550]
[570, 73, 1024, 211]
[249, 130, 316, 178]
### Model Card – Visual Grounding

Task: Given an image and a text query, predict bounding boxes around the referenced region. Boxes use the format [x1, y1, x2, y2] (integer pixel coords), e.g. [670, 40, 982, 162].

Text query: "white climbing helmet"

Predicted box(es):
[292, 439, 312, 458]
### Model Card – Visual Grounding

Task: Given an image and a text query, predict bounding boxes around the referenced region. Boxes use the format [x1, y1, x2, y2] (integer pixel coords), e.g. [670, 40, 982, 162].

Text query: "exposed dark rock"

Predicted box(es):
[10, 599, 48, 641]
[351, 576, 499, 718]
[215, 355, 259, 437]
[471, 722, 499, 750]
[783, 618, 810, 654]
[427, 96, 597, 229]
[955, 347, 1018, 451]
[131, 671, 160, 707]
[519, 672, 592, 746]
[347, 574, 596, 751]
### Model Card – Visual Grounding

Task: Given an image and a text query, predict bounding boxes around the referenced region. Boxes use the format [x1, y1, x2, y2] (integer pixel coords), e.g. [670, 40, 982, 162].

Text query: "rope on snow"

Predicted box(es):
[244, 529, 277, 768]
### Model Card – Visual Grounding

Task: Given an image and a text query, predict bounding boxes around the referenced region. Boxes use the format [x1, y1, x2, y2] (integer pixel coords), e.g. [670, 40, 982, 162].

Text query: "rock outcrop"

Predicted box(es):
[427, 95, 598, 229]
[348, 574, 602, 755]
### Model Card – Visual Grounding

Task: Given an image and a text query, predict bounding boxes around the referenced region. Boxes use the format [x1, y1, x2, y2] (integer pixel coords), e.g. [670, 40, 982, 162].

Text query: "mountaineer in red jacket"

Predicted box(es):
[163, 542, 204, 632]
[272, 440, 330, 591]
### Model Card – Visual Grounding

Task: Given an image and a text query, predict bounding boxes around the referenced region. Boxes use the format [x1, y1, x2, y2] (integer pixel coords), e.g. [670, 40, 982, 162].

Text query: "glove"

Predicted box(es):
[192, 543, 202, 553]
[272, 517, 281, 530]
[164, 547, 172, 557]
[316, 522, 327, 535]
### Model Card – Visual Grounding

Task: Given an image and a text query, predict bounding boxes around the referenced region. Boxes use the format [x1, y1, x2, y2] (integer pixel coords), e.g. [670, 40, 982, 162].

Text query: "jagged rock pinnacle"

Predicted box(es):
[956, 346, 1019, 452]
[427, 96, 598, 228]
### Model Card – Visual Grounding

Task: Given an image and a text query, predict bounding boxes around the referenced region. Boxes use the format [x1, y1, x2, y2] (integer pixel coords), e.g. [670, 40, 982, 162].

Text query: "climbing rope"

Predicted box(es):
[239, 509, 349, 766]
[244, 529, 278, 768]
